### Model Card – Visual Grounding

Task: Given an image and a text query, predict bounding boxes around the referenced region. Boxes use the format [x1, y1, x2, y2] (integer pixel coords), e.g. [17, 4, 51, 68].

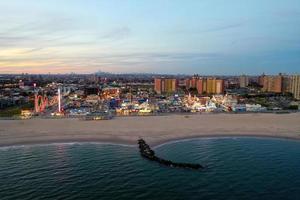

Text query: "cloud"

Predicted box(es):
[274, 9, 300, 18]
[0, 51, 223, 74]
[100, 26, 131, 40]
[200, 23, 244, 33]
[20, 48, 45, 54]
[0, 20, 131, 50]
[172, 21, 244, 35]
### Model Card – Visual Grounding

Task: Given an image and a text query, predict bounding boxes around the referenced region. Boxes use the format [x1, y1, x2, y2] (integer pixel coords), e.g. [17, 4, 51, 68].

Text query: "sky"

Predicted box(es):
[0, 0, 299, 75]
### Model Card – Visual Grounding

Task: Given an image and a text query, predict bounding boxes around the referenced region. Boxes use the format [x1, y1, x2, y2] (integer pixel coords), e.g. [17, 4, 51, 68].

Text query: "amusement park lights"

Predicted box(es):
[34, 86, 63, 114]
[58, 87, 62, 113]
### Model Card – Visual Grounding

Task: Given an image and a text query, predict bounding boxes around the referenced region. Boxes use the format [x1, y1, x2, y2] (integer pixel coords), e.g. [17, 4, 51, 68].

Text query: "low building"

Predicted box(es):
[232, 104, 246, 112]
[86, 95, 99, 104]
[84, 111, 112, 120]
[21, 110, 33, 119]
[246, 104, 267, 112]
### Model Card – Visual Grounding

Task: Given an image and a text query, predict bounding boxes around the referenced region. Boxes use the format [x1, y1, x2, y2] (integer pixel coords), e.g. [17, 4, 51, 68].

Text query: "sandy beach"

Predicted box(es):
[0, 113, 300, 147]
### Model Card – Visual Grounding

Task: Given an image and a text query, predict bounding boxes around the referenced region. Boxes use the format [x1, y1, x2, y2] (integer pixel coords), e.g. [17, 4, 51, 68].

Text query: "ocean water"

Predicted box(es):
[0, 137, 300, 200]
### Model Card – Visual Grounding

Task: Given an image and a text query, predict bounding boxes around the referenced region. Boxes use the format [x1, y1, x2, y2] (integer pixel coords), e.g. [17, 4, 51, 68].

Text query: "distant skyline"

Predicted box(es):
[0, 0, 299, 75]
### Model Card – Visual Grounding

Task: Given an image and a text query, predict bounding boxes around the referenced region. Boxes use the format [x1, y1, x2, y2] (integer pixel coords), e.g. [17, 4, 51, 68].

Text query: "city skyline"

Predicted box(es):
[0, 0, 300, 75]
[1, 2, 300, 199]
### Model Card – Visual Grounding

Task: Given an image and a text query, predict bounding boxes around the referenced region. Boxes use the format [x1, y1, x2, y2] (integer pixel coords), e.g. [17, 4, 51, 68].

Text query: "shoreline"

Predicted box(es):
[1, 110, 299, 121]
[0, 113, 300, 148]
[1, 135, 300, 150]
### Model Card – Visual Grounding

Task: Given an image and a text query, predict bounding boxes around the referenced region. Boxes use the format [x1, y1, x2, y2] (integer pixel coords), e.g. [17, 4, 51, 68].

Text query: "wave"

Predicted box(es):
[0, 141, 135, 151]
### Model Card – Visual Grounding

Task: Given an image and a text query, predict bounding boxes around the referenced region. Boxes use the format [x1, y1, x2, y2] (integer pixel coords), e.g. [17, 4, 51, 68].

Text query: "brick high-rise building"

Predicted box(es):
[290, 75, 300, 100]
[282, 76, 292, 92]
[196, 79, 203, 94]
[258, 74, 265, 87]
[185, 77, 224, 95]
[206, 78, 216, 94]
[154, 78, 178, 94]
[202, 79, 207, 94]
[186, 75, 199, 89]
[216, 79, 225, 94]
[154, 78, 162, 94]
[282, 75, 300, 100]
[239, 75, 249, 88]
[261, 74, 283, 93]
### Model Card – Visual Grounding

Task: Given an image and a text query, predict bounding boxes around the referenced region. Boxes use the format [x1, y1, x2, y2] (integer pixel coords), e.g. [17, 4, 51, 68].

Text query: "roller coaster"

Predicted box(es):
[34, 86, 62, 114]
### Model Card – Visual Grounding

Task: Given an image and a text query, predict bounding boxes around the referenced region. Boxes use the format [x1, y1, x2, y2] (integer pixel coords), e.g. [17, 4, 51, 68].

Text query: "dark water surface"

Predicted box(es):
[0, 137, 300, 200]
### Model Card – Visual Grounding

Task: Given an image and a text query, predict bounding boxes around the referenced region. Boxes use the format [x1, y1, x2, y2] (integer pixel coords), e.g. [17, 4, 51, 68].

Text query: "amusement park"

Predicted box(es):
[1, 73, 299, 120]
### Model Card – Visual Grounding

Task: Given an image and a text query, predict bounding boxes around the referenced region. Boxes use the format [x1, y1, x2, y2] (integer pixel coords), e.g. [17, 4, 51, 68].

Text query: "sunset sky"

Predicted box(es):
[0, 0, 299, 75]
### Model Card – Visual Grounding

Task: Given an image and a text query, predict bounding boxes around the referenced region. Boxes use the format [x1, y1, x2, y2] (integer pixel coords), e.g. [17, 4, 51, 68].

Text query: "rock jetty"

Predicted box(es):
[138, 139, 204, 170]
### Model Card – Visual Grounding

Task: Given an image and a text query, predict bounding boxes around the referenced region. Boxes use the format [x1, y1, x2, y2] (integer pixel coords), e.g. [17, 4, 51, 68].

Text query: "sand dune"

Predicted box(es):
[0, 113, 300, 147]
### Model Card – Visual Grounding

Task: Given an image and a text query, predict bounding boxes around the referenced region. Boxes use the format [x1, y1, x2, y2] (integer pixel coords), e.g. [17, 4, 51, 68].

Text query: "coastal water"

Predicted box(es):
[0, 137, 300, 200]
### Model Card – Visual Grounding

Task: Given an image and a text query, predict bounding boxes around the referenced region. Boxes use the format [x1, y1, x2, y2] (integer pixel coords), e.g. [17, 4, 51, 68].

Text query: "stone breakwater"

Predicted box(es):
[138, 139, 204, 170]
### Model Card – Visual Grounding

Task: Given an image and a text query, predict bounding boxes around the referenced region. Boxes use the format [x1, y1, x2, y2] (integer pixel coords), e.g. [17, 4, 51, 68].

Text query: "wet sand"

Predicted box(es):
[0, 113, 300, 147]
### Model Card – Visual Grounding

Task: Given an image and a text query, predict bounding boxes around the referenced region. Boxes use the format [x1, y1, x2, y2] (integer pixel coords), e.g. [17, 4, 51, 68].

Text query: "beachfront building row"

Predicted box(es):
[154, 76, 225, 95]
[186, 76, 225, 95]
[259, 74, 300, 99]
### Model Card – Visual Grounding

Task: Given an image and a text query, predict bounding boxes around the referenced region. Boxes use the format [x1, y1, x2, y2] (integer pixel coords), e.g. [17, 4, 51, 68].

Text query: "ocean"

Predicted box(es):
[0, 137, 300, 200]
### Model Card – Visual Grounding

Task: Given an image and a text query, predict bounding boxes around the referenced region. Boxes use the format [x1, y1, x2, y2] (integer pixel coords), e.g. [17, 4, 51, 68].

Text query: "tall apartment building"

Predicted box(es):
[282, 76, 292, 92]
[185, 75, 199, 89]
[206, 78, 217, 94]
[290, 75, 300, 100]
[261, 74, 283, 93]
[196, 79, 203, 94]
[239, 75, 249, 88]
[154, 78, 178, 94]
[258, 74, 265, 87]
[216, 79, 224, 94]
[154, 78, 162, 94]
[283, 75, 300, 100]
[186, 77, 224, 95]
[260, 74, 300, 99]
[202, 79, 207, 94]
